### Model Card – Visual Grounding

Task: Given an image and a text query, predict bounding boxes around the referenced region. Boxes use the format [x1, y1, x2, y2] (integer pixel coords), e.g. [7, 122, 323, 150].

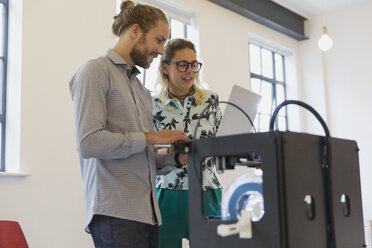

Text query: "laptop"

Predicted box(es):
[216, 85, 262, 136]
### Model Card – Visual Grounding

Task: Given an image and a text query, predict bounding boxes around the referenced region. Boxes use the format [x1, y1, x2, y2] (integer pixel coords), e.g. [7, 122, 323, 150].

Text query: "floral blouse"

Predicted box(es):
[152, 89, 223, 191]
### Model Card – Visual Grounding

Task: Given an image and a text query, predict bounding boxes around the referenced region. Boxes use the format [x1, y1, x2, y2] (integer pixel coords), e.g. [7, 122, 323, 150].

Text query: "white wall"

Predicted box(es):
[0, 0, 117, 247]
[0, 0, 370, 247]
[299, 2, 372, 224]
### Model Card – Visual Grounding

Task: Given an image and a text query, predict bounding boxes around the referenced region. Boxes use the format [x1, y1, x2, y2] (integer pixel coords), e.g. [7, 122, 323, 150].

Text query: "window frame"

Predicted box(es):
[249, 42, 288, 132]
[0, 0, 8, 172]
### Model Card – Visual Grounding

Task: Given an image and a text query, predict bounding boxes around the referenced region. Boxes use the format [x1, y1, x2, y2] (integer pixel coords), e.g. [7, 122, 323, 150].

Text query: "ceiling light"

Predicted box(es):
[318, 26, 333, 52]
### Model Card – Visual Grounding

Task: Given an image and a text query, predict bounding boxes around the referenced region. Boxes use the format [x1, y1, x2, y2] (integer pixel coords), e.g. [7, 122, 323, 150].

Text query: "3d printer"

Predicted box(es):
[178, 100, 366, 248]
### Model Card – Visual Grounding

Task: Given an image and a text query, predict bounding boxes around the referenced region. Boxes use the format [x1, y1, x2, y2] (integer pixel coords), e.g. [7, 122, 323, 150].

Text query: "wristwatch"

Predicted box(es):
[174, 152, 183, 168]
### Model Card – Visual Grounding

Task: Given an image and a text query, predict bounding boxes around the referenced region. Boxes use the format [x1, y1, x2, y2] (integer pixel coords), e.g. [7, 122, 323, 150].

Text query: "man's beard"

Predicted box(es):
[130, 36, 154, 69]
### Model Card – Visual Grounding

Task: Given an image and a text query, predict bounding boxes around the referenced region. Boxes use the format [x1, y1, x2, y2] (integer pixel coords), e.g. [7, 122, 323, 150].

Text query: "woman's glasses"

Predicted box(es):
[167, 60, 203, 72]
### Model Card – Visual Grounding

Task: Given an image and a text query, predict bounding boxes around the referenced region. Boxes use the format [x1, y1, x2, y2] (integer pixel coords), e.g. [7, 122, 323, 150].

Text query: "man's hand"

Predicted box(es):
[145, 130, 189, 146]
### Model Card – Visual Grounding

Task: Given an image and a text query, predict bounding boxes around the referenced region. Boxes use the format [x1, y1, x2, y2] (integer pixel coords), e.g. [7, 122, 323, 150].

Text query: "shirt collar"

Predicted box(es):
[164, 92, 176, 107]
[105, 48, 141, 76]
[164, 91, 196, 108]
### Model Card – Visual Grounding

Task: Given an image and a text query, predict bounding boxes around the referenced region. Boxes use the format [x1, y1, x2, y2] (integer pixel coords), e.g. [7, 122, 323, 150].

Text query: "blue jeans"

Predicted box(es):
[89, 214, 159, 248]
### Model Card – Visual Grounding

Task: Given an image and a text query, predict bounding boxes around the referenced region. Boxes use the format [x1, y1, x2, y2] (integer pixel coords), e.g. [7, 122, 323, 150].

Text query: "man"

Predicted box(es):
[69, 1, 189, 247]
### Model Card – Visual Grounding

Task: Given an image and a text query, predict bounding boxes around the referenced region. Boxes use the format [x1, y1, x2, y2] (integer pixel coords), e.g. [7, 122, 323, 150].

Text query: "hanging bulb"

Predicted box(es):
[318, 26, 333, 51]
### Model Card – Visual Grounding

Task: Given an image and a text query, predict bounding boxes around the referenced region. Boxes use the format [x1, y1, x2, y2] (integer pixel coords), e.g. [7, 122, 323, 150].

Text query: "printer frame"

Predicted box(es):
[188, 131, 365, 248]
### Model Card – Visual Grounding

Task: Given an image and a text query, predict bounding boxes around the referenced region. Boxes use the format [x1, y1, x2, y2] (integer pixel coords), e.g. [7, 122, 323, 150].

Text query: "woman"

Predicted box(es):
[152, 38, 223, 248]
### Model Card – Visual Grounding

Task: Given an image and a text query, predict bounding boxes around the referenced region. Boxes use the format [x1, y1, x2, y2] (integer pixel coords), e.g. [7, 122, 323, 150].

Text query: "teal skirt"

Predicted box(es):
[156, 188, 222, 248]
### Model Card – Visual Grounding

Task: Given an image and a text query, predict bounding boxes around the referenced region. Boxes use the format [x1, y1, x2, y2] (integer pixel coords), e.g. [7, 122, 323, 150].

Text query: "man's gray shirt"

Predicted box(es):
[69, 49, 174, 230]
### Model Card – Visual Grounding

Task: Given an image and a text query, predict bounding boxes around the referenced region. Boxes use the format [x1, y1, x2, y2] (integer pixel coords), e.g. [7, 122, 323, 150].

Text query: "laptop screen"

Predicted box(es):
[216, 85, 262, 137]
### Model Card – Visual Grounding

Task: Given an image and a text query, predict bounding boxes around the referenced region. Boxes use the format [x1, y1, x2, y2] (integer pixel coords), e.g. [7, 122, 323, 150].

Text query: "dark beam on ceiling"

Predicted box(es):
[207, 0, 308, 41]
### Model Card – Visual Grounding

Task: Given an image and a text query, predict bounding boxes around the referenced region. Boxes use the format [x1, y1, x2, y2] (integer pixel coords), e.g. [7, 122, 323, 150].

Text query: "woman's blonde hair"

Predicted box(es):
[157, 38, 206, 108]
[112, 0, 168, 37]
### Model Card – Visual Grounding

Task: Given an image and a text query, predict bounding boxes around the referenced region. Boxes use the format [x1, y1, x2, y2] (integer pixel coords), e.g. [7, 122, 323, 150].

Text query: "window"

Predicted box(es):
[249, 42, 287, 132]
[0, 0, 8, 172]
[137, 17, 190, 93]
